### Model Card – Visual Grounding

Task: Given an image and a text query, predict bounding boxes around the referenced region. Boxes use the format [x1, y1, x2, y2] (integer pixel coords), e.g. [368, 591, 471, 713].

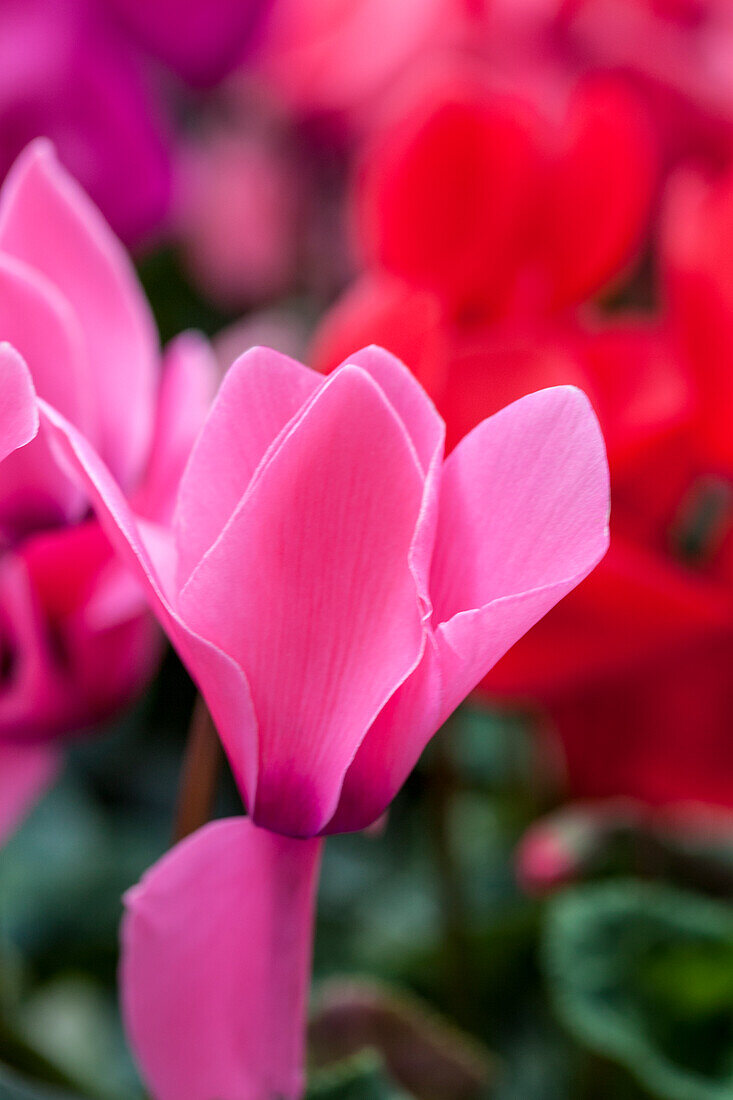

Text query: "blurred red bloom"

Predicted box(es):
[314, 68, 733, 813]
[354, 69, 656, 321]
[252, 0, 464, 118]
[524, 0, 733, 169]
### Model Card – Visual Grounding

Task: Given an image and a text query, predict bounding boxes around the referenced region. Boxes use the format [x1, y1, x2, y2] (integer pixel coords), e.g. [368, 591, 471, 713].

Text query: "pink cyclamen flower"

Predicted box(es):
[7, 321, 610, 1096]
[253, 0, 463, 118]
[0, 140, 214, 845]
[176, 124, 299, 308]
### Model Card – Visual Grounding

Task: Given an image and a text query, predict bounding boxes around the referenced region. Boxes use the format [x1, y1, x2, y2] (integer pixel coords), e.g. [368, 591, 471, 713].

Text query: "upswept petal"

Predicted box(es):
[135, 332, 217, 525]
[36, 401, 259, 808]
[0, 343, 38, 463]
[0, 742, 60, 847]
[0, 140, 158, 489]
[121, 818, 322, 1100]
[335, 345, 445, 618]
[179, 366, 426, 836]
[173, 346, 320, 587]
[430, 386, 610, 719]
[340, 346, 443, 477]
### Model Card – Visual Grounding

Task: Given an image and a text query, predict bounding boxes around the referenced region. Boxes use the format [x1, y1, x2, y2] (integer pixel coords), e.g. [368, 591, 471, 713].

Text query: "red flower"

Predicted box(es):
[354, 68, 656, 320]
[313, 70, 733, 812]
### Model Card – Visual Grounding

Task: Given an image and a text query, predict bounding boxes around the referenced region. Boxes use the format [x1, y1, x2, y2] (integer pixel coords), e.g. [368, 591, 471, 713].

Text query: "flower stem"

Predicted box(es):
[172, 695, 222, 843]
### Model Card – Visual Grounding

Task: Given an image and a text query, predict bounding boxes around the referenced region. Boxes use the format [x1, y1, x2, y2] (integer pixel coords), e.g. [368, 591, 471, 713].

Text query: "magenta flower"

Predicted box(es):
[0, 0, 171, 246]
[7, 316, 610, 1094]
[0, 140, 214, 844]
[104, 0, 274, 87]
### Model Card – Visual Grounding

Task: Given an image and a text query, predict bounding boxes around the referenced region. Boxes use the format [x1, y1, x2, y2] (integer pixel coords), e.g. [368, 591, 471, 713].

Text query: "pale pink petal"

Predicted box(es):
[0, 254, 92, 531]
[0, 343, 37, 463]
[179, 366, 426, 836]
[431, 386, 610, 718]
[335, 345, 443, 477]
[121, 818, 322, 1100]
[173, 346, 320, 587]
[340, 345, 446, 618]
[0, 140, 158, 488]
[332, 385, 610, 828]
[0, 742, 60, 846]
[328, 636, 443, 833]
[134, 332, 216, 525]
[36, 401, 260, 808]
[0, 255, 92, 430]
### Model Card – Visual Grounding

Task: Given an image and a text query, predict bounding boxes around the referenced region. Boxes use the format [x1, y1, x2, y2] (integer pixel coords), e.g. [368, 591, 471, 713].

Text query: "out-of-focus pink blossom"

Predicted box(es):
[253, 0, 466, 118]
[515, 801, 639, 893]
[0, 141, 214, 843]
[0, 0, 172, 247]
[176, 125, 300, 308]
[515, 818, 579, 894]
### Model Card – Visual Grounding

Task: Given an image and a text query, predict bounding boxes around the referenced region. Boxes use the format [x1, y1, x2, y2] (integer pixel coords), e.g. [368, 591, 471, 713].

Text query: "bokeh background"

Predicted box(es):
[2, 2, 733, 1098]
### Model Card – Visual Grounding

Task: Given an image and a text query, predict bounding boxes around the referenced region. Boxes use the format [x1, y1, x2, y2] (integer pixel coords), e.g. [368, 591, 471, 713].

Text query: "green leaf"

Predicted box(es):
[544, 880, 733, 1100]
[307, 1050, 408, 1099]
[0, 1064, 86, 1100]
[309, 978, 495, 1099]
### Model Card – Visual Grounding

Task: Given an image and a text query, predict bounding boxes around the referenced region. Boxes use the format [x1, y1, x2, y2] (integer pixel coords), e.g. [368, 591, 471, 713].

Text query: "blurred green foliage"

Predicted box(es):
[1, 658, 732, 1100]
[545, 882, 733, 1100]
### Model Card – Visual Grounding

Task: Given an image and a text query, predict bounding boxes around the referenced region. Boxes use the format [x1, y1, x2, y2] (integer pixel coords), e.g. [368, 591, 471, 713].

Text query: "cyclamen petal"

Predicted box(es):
[37, 399, 260, 809]
[0, 139, 158, 488]
[0, 343, 37, 464]
[135, 332, 218, 525]
[174, 346, 320, 587]
[121, 818, 322, 1100]
[333, 386, 610, 829]
[330, 345, 446, 618]
[431, 386, 610, 719]
[179, 365, 427, 836]
[0, 254, 91, 433]
[0, 143, 214, 834]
